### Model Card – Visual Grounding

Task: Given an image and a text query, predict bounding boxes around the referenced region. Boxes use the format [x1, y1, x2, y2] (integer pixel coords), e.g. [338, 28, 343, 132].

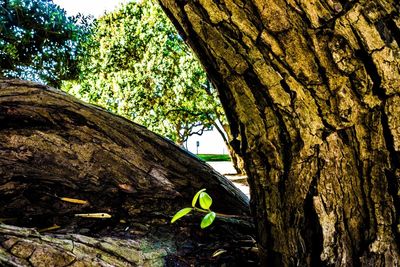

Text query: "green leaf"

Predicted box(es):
[171, 207, 192, 223]
[200, 212, 216, 229]
[192, 188, 206, 207]
[199, 192, 212, 210]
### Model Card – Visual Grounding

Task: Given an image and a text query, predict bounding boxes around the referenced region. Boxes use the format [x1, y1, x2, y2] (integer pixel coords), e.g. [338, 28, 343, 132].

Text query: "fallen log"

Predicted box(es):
[0, 79, 257, 266]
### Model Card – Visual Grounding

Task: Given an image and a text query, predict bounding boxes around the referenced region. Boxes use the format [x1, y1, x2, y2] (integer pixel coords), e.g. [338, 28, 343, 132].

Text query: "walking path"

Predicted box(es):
[207, 161, 250, 198]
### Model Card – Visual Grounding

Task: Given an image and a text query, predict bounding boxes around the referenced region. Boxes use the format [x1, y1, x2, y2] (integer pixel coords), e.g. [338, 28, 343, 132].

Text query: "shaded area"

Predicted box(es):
[0, 79, 257, 266]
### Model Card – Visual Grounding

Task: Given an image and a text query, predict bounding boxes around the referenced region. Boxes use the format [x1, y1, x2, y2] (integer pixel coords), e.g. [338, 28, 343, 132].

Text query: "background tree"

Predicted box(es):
[0, 0, 246, 172]
[157, 0, 400, 266]
[0, 0, 91, 87]
[64, 0, 222, 147]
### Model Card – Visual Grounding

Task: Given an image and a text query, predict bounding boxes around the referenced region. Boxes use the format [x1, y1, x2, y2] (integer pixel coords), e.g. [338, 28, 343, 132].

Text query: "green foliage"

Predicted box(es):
[200, 212, 216, 229]
[0, 0, 91, 86]
[197, 154, 231, 162]
[191, 188, 206, 207]
[63, 0, 225, 145]
[171, 207, 193, 223]
[171, 189, 216, 229]
[199, 192, 212, 210]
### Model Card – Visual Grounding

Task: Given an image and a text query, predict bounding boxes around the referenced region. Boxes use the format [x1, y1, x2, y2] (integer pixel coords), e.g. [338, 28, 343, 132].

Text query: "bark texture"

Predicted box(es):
[223, 123, 246, 175]
[0, 223, 258, 267]
[157, 0, 400, 266]
[0, 79, 256, 266]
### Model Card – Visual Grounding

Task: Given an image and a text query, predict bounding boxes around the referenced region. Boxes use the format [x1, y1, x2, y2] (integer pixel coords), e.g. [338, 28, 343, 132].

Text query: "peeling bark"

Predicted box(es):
[0, 79, 257, 266]
[157, 0, 400, 265]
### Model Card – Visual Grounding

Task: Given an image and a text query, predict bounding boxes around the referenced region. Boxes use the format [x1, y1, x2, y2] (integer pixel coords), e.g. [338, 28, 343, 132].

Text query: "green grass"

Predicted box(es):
[197, 154, 231, 161]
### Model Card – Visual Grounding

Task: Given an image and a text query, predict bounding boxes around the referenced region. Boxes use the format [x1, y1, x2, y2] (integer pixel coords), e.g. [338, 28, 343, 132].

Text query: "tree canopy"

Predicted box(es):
[0, 0, 228, 147]
[0, 0, 90, 86]
[63, 0, 225, 145]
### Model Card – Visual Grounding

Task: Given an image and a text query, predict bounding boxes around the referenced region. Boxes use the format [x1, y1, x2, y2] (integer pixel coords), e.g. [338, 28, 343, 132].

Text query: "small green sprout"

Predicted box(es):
[171, 188, 216, 228]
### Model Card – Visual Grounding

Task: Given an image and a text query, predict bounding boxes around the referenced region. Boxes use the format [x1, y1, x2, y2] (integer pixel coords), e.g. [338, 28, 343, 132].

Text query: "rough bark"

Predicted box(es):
[0, 79, 257, 266]
[0, 223, 259, 267]
[223, 123, 246, 175]
[157, 0, 400, 266]
[213, 120, 245, 174]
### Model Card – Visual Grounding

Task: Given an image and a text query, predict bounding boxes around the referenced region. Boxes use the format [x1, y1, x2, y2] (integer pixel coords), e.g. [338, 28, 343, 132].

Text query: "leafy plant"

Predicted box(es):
[171, 188, 217, 229]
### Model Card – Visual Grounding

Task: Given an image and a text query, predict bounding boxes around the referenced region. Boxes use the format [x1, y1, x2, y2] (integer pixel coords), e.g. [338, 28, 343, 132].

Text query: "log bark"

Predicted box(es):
[157, 0, 400, 266]
[0, 79, 256, 266]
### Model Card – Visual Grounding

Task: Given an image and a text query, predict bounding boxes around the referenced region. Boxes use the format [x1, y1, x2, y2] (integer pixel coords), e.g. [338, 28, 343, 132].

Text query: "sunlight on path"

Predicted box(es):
[207, 161, 250, 198]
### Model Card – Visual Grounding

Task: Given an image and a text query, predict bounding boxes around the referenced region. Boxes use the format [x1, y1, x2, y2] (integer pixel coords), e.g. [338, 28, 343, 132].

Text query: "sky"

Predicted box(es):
[52, 0, 229, 155]
[53, 0, 131, 17]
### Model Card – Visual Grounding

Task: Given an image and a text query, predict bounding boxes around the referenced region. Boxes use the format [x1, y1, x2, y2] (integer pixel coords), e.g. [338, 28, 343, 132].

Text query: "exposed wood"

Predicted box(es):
[157, 0, 400, 265]
[0, 79, 256, 266]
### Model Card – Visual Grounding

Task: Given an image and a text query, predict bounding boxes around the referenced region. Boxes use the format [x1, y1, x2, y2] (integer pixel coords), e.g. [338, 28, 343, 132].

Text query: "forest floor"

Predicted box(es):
[207, 161, 250, 198]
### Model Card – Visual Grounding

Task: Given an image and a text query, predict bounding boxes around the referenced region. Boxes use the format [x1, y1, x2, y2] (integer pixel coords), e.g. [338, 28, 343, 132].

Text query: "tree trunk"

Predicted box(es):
[213, 120, 245, 174]
[222, 123, 246, 175]
[0, 79, 257, 266]
[157, 0, 400, 266]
